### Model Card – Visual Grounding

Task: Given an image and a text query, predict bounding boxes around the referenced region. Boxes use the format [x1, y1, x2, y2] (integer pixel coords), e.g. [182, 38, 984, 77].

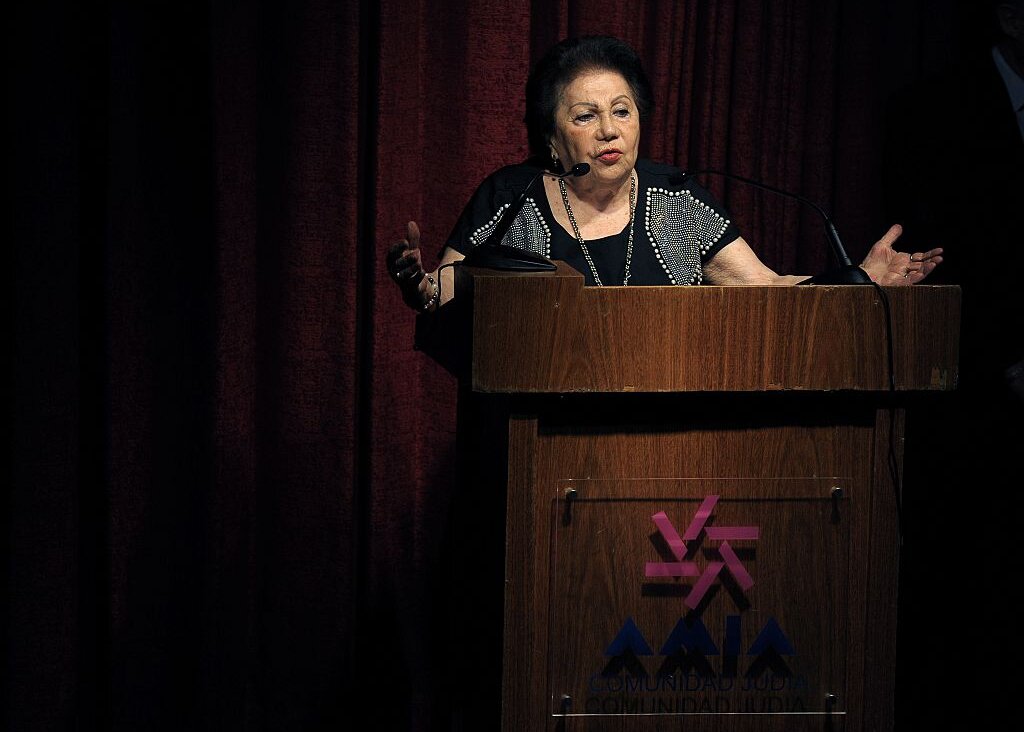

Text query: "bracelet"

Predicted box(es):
[420, 274, 440, 312]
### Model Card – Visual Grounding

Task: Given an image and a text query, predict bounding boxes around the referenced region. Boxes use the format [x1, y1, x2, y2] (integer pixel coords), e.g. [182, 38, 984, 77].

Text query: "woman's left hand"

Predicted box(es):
[860, 224, 943, 285]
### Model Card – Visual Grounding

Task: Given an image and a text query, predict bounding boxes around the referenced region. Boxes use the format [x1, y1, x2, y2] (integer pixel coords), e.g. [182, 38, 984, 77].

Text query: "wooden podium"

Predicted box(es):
[426, 262, 959, 732]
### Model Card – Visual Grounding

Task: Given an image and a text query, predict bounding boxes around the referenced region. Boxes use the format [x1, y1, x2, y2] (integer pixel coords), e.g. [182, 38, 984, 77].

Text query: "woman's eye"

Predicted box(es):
[575, 113, 595, 123]
[614, 108, 631, 118]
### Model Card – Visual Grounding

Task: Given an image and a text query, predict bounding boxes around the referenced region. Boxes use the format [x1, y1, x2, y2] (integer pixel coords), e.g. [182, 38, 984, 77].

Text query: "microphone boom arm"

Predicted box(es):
[483, 163, 591, 248]
[685, 169, 870, 284]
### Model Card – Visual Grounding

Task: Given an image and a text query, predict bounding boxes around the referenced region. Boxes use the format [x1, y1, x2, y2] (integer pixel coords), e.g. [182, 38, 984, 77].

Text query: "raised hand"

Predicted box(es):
[387, 221, 425, 287]
[386, 221, 441, 311]
[860, 224, 943, 285]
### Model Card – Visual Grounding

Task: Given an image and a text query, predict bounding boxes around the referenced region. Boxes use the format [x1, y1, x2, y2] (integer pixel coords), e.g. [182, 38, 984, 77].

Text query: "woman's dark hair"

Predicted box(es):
[524, 35, 654, 162]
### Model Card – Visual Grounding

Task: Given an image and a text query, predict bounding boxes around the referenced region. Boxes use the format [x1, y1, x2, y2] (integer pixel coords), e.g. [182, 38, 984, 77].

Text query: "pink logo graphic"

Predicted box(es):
[646, 495, 759, 609]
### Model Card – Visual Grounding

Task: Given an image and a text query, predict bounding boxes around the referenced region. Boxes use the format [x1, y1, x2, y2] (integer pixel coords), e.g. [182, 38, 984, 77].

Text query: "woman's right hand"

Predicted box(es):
[386, 221, 435, 311]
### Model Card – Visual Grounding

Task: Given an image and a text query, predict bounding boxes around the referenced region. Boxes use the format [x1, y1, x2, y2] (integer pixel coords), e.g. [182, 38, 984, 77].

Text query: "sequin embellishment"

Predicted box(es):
[468, 199, 551, 256]
[644, 187, 730, 285]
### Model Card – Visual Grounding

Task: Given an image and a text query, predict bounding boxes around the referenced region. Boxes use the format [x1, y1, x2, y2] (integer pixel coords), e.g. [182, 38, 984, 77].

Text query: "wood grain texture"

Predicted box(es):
[467, 263, 960, 394]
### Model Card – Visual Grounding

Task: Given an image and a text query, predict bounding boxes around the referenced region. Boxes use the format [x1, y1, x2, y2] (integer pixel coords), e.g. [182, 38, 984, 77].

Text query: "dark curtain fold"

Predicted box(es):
[10, 1, 995, 730]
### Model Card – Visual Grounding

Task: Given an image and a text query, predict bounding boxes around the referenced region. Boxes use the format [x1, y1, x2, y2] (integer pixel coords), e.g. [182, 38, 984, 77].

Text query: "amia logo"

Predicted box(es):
[645, 495, 759, 609]
[579, 493, 804, 710]
[600, 614, 796, 679]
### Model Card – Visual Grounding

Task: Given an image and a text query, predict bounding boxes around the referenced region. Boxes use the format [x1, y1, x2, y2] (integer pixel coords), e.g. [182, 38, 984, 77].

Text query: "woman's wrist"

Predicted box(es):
[420, 273, 440, 312]
[859, 260, 882, 283]
[401, 271, 439, 312]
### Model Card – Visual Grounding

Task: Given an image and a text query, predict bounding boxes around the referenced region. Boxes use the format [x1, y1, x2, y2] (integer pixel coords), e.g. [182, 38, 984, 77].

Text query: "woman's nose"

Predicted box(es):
[597, 113, 619, 140]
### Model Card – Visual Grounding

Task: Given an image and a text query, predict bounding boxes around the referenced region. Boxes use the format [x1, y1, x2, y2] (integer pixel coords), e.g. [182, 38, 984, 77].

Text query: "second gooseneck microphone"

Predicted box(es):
[680, 169, 872, 285]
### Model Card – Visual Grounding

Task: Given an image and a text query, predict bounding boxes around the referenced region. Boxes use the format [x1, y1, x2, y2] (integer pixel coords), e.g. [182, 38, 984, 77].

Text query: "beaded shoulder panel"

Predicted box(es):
[643, 187, 731, 285]
[468, 198, 551, 256]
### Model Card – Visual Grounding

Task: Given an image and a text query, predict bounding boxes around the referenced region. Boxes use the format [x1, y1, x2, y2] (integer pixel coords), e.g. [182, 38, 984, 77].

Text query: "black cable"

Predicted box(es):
[870, 281, 904, 546]
[432, 261, 459, 309]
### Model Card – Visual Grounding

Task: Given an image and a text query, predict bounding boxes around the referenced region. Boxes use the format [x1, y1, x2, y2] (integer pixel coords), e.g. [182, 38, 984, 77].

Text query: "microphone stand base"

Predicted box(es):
[800, 265, 873, 285]
[460, 244, 557, 272]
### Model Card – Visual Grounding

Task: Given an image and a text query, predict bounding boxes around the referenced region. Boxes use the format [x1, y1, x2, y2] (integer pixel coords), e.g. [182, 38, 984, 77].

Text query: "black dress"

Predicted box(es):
[443, 158, 741, 286]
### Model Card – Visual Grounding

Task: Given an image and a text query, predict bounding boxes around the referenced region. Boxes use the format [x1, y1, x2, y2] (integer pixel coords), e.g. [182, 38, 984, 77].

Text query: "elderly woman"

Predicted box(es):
[388, 35, 942, 310]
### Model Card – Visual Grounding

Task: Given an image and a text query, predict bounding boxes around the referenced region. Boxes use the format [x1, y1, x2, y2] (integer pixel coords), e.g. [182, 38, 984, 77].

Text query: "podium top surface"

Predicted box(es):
[467, 262, 960, 394]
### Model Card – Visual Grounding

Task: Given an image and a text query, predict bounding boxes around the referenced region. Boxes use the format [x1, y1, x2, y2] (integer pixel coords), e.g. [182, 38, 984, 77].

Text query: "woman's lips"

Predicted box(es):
[596, 150, 622, 163]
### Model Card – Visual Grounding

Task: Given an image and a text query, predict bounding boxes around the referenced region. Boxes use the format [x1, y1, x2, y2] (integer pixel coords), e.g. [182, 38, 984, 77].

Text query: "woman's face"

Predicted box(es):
[549, 69, 640, 185]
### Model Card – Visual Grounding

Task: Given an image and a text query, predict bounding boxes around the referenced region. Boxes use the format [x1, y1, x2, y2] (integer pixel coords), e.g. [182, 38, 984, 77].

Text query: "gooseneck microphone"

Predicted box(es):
[461, 163, 591, 271]
[680, 169, 872, 285]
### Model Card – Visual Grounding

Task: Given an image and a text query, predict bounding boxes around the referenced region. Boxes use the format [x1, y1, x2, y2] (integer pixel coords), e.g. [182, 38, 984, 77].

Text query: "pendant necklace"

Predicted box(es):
[559, 171, 636, 286]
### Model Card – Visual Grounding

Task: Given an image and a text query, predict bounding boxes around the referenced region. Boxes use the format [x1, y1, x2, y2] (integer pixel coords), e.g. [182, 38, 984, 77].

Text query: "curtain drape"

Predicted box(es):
[11, 1, 992, 730]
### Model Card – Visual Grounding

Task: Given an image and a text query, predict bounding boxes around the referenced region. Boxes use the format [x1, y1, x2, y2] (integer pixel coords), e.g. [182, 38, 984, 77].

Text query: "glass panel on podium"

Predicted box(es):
[548, 478, 849, 720]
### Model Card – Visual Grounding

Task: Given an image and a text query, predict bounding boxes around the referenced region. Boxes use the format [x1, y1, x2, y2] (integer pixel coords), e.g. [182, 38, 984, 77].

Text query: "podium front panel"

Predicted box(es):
[548, 478, 849, 721]
[498, 393, 897, 732]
